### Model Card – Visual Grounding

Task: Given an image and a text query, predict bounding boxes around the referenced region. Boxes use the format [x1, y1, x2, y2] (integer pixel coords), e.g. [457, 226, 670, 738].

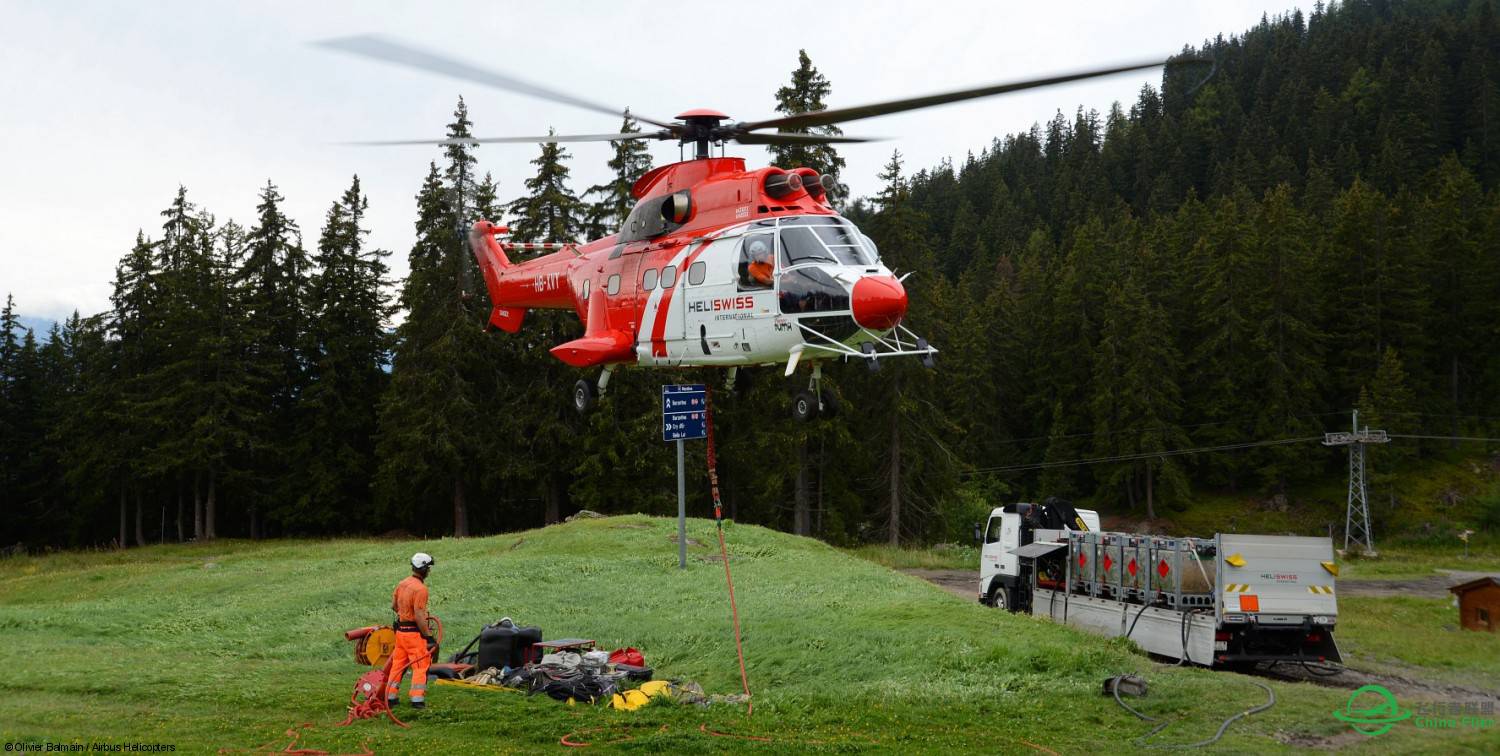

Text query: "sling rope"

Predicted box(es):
[704, 386, 752, 716]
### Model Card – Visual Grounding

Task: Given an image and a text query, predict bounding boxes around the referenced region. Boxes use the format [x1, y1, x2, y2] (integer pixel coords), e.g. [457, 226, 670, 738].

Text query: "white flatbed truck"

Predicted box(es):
[977, 500, 1342, 667]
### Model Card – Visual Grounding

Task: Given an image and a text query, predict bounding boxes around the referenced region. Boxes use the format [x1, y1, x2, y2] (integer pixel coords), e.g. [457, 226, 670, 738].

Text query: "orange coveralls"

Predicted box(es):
[386, 575, 431, 704]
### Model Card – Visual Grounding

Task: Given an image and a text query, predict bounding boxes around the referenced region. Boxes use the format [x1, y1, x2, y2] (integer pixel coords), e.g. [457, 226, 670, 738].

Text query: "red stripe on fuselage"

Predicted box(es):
[649, 241, 712, 357]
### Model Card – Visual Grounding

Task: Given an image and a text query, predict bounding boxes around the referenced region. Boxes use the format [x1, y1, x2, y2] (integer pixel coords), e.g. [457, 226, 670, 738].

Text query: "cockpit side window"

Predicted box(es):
[779, 226, 837, 267]
[738, 233, 775, 291]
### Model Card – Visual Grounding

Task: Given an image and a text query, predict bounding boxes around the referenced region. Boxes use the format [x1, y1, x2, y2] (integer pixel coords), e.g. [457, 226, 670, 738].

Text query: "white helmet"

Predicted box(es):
[411, 552, 435, 570]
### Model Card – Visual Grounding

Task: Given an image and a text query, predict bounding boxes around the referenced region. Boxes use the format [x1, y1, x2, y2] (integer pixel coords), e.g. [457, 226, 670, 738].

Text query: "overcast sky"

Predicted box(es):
[1, 0, 1308, 322]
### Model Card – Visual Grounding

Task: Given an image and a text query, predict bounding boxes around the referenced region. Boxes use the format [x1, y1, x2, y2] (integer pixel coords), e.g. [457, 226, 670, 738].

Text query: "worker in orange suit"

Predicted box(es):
[386, 552, 435, 709]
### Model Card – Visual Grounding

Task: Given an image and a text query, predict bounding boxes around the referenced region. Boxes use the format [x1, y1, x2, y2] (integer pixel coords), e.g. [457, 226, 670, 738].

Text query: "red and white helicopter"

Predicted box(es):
[322, 36, 1170, 420]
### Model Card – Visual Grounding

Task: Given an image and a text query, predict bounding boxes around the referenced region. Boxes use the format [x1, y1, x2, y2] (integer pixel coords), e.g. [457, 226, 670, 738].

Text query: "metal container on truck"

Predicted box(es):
[976, 499, 1341, 667]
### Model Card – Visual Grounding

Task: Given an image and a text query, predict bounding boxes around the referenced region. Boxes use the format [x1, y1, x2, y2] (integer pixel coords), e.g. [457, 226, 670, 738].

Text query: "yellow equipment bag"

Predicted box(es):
[610, 680, 671, 711]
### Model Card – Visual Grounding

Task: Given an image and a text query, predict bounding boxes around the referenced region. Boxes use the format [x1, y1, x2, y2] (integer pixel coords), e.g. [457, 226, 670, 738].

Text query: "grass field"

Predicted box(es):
[2, 516, 1496, 753]
[1336, 595, 1500, 690]
[844, 543, 978, 571]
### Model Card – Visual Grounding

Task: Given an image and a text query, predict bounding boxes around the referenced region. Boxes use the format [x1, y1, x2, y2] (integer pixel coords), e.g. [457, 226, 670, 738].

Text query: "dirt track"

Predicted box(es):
[902, 567, 1500, 702]
[902, 567, 1499, 602]
[901, 568, 978, 601]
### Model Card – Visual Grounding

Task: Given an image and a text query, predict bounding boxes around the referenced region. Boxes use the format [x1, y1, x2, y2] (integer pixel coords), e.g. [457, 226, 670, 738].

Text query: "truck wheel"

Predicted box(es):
[990, 585, 1013, 612]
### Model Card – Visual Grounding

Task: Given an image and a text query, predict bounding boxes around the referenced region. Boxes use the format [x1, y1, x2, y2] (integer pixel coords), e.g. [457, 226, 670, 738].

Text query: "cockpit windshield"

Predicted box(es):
[777, 217, 874, 268]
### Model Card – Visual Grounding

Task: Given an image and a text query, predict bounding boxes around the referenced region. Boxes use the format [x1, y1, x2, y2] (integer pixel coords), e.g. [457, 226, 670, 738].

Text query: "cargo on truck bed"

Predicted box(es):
[977, 499, 1342, 667]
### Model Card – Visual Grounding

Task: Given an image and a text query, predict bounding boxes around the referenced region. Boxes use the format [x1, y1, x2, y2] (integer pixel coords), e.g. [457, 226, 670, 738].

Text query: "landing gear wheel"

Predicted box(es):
[990, 585, 1013, 612]
[818, 387, 840, 419]
[792, 390, 820, 422]
[861, 342, 880, 372]
[918, 337, 936, 369]
[573, 379, 598, 415]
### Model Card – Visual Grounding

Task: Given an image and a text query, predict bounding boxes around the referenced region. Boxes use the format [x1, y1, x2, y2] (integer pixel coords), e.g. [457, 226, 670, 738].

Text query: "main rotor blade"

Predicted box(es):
[732, 132, 879, 145]
[316, 35, 680, 132]
[347, 132, 672, 146]
[737, 58, 1171, 133]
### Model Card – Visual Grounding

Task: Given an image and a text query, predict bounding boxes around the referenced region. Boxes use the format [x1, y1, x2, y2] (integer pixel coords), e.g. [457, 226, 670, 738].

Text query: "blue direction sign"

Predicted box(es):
[662, 384, 707, 441]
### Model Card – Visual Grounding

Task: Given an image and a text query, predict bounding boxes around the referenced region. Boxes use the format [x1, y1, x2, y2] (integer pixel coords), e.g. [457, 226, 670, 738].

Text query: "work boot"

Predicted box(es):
[386, 697, 399, 708]
[410, 700, 426, 710]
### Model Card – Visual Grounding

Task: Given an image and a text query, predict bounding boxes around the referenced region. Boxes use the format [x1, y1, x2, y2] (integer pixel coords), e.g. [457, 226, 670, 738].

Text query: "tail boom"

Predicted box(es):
[469, 221, 581, 332]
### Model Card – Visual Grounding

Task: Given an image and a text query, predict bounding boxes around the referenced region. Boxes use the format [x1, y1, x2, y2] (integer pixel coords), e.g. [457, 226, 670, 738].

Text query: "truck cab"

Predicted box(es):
[978, 502, 1099, 609]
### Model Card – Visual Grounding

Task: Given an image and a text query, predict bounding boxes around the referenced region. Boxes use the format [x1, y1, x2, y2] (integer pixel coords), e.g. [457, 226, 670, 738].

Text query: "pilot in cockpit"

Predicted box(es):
[745, 236, 774, 287]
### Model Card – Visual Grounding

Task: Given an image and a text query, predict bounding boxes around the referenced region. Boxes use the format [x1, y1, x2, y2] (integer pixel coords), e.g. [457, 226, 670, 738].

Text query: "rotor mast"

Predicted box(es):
[676, 109, 729, 160]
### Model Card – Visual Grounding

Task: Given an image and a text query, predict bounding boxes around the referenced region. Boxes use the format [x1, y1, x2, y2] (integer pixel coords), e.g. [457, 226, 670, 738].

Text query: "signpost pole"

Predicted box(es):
[662, 383, 707, 570]
[677, 438, 687, 569]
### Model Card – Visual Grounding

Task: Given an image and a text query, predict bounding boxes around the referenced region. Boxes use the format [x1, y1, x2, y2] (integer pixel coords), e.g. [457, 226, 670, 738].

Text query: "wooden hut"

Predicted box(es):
[1448, 576, 1500, 632]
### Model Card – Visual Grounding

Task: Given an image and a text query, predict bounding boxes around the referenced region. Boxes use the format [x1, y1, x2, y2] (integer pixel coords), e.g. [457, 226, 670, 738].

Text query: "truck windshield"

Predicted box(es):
[778, 217, 873, 267]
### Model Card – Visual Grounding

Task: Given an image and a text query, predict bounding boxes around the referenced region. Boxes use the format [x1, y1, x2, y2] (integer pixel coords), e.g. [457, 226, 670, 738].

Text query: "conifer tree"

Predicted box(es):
[1247, 185, 1325, 490]
[296, 176, 392, 529]
[0, 295, 21, 521]
[377, 104, 502, 536]
[1089, 275, 1189, 519]
[584, 111, 653, 239]
[770, 50, 847, 199]
[508, 132, 586, 244]
[140, 187, 227, 540]
[861, 150, 958, 543]
[237, 180, 309, 537]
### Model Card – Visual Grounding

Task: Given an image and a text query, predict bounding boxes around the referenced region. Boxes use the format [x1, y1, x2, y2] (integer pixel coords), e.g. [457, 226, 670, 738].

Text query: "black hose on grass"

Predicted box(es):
[1125, 595, 1155, 639]
[1110, 675, 1277, 750]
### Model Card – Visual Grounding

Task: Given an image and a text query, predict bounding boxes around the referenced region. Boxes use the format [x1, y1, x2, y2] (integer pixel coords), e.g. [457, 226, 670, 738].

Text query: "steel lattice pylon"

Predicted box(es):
[1323, 410, 1388, 555]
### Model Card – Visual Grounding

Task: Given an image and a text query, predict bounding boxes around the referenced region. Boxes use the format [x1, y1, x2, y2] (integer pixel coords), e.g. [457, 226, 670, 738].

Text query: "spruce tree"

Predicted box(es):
[377, 128, 500, 536]
[583, 111, 653, 239]
[140, 188, 220, 540]
[237, 180, 310, 537]
[0, 295, 21, 523]
[1089, 275, 1189, 519]
[508, 132, 586, 243]
[296, 176, 392, 529]
[769, 50, 848, 198]
[1247, 185, 1325, 490]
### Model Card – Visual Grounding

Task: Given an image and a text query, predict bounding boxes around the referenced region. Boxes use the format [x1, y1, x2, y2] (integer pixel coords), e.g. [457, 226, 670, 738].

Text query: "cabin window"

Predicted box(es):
[661, 265, 678, 289]
[1481, 607, 1492, 626]
[738, 233, 775, 291]
[688, 260, 707, 286]
[985, 517, 1004, 544]
[606, 274, 620, 296]
[642, 268, 658, 291]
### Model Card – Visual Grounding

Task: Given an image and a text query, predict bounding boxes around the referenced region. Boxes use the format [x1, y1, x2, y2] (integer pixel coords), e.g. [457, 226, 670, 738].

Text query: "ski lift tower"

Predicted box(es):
[1323, 409, 1389, 556]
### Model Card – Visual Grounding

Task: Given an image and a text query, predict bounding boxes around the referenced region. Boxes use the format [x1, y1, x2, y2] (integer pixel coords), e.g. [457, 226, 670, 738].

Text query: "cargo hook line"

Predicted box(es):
[704, 386, 752, 715]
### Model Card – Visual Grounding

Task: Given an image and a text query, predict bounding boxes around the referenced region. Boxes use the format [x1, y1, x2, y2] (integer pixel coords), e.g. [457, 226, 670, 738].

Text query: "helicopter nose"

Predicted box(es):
[851, 275, 907, 330]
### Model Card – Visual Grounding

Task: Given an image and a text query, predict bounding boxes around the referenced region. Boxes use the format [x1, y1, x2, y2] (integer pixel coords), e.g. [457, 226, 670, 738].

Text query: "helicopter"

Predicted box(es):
[320, 36, 1173, 421]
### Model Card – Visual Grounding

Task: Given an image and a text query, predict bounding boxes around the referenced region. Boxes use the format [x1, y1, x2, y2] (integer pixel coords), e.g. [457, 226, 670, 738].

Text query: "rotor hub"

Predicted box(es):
[675, 109, 731, 159]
